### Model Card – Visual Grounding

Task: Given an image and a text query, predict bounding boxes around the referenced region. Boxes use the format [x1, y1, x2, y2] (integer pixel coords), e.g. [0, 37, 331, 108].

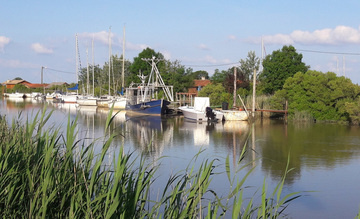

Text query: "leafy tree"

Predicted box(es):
[210, 69, 228, 84]
[239, 51, 260, 81]
[128, 47, 164, 86]
[198, 83, 232, 106]
[260, 45, 309, 94]
[161, 60, 194, 93]
[271, 70, 360, 121]
[189, 70, 209, 80]
[13, 77, 23, 80]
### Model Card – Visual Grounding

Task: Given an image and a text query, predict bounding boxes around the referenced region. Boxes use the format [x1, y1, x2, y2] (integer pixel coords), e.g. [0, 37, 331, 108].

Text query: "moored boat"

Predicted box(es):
[221, 110, 248, 121]
[125, 56, 174, 115]
[179, 97, 223, 122]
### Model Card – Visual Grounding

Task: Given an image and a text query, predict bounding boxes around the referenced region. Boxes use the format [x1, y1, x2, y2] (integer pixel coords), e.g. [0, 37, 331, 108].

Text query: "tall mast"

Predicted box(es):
[108, 27, 111, 96]
[86, 47, 89, 95]
[92, 35, 94, 96]
[122, 25, 126, 93]
[75, 34, 79, 95]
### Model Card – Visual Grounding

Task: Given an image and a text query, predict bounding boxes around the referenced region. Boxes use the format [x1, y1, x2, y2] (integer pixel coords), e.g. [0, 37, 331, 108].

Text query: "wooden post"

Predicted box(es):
[233, 67, 237, 108]
[252, 69, 256, 118]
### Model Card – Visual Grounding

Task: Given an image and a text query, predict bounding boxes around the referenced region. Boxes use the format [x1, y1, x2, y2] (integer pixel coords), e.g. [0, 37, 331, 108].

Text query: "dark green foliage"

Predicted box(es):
[198, 83, 232, 106]
[271, 70, 360, 122]
[128, 47, 164, 86]
[260, 45, 309, 94]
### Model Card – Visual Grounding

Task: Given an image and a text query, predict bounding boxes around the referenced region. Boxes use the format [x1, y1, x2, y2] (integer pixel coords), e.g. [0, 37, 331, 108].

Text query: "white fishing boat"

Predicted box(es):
[179, 97, 223, 122]
[221, 110, 249, 121]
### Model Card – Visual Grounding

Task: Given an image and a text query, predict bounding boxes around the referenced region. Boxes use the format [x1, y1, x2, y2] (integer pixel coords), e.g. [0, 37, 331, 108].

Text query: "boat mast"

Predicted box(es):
[122, 25, 125, 94]
[92, 35, 95, 97]
[75, 34, 79, 95]
[86, 47, 89, 95]
[108, 27, 111, 96]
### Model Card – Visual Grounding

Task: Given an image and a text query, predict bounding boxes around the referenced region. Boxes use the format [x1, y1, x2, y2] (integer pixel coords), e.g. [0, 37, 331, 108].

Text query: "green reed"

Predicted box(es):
[0, 106, 300, 218]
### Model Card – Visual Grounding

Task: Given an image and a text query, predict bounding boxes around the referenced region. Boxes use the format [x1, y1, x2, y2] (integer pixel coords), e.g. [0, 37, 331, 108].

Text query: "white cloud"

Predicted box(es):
[198, 43, 209, 50]
[161, 50, 172, 60]
[0, 36, 10, 52]
[249, 25, 360, 45]
[228, 35, 237, 40]
[78, 31, 110, 45]
[31, 43, 53, 54]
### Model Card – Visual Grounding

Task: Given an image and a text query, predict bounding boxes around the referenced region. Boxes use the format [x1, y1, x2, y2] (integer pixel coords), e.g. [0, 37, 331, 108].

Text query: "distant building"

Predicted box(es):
[1, 79, 48, 89]
[188, 77, 211, 96]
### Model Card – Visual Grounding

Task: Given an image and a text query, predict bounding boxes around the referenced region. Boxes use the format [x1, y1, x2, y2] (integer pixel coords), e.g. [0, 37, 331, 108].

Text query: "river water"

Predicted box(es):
[1, 97, 360, 218]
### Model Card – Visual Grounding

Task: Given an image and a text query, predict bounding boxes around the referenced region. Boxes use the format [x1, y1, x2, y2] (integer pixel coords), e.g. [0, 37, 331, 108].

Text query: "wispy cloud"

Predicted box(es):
[198, 43, 209, 50]
[78, 31, 110, 45]
[248, 25, 360, 45]
[31, 43, 53, 54]
[228, 35, 237, 40]
[0, 36, 10, 52]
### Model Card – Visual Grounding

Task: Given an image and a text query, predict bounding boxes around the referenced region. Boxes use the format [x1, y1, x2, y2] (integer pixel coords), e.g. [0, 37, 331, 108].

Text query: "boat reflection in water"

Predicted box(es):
[125, 114, 173, 160]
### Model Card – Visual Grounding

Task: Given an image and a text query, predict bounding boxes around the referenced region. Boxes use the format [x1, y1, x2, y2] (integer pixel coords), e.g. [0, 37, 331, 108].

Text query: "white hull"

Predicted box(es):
[221, 110, 248, 121]
[61, 95, 77, 103]
[77, 98, 97, 106]
[179, 106, 223, 122]
[109, 97, 127, 109]
[6, 93, 26, 98]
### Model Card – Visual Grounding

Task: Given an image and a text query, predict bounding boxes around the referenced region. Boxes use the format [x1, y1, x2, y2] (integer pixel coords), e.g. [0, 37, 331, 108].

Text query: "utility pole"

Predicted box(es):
[41, 66, 47, 94]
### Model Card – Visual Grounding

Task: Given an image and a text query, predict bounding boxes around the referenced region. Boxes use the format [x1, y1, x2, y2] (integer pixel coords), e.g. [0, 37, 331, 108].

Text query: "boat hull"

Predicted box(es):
[126, 99, 170, 115]
[221, 110, 248, 121]
[179, 106, 223, 122]
[77, 98, 97, 106]
[109, 97, 127, 109]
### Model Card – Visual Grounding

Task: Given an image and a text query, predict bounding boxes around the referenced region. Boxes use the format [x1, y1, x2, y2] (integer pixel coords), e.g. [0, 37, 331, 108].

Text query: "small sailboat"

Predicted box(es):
[108, 25, 127, 110]
[77, 46, 97, 106]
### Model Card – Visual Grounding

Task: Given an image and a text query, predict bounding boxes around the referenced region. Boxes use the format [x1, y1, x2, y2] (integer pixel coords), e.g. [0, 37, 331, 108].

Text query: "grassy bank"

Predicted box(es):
[0, 107, 300, 218]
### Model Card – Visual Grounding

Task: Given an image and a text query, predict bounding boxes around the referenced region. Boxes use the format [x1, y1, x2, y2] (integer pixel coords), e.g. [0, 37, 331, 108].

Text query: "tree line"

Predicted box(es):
[4, 45, 360, 124]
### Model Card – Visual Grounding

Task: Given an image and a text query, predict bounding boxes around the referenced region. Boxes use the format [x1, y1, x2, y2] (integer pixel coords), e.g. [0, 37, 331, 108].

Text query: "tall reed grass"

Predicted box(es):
[0, 106, 300, 218]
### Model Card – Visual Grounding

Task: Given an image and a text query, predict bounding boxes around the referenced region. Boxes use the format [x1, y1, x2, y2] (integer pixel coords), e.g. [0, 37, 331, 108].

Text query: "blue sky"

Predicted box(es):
[2, 0, 360, 84]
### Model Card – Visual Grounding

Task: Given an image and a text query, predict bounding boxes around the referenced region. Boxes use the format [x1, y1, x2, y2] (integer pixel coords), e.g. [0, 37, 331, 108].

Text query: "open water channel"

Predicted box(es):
[1, 97, 360, 218]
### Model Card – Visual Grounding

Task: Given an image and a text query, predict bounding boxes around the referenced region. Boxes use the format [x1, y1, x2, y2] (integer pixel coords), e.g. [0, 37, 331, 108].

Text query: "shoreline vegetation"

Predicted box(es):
[0, 106, 303, 218]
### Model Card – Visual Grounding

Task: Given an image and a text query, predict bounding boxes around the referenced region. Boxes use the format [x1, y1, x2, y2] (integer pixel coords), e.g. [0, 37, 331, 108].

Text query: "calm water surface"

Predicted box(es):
[1, 97, 360, 219]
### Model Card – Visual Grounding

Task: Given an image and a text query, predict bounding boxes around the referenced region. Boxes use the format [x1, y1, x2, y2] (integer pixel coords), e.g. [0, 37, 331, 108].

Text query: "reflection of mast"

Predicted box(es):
[233, 130, 236, 167]
[252, 123, 256, 167]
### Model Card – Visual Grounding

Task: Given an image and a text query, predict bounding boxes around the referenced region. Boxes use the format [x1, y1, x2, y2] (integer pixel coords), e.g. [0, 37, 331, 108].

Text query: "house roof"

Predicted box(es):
[194, 79, 211, 87]
[25, 83, 48, 88]
[2, 80, 27, 85]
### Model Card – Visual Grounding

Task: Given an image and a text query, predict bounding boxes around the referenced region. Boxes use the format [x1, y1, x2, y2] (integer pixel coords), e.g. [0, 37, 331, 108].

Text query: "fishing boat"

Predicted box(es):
[221, 110, 248, 121]
[125, 56, 174, 115]
[220, 95, 249, 121]
[179, 97, 223, 122]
